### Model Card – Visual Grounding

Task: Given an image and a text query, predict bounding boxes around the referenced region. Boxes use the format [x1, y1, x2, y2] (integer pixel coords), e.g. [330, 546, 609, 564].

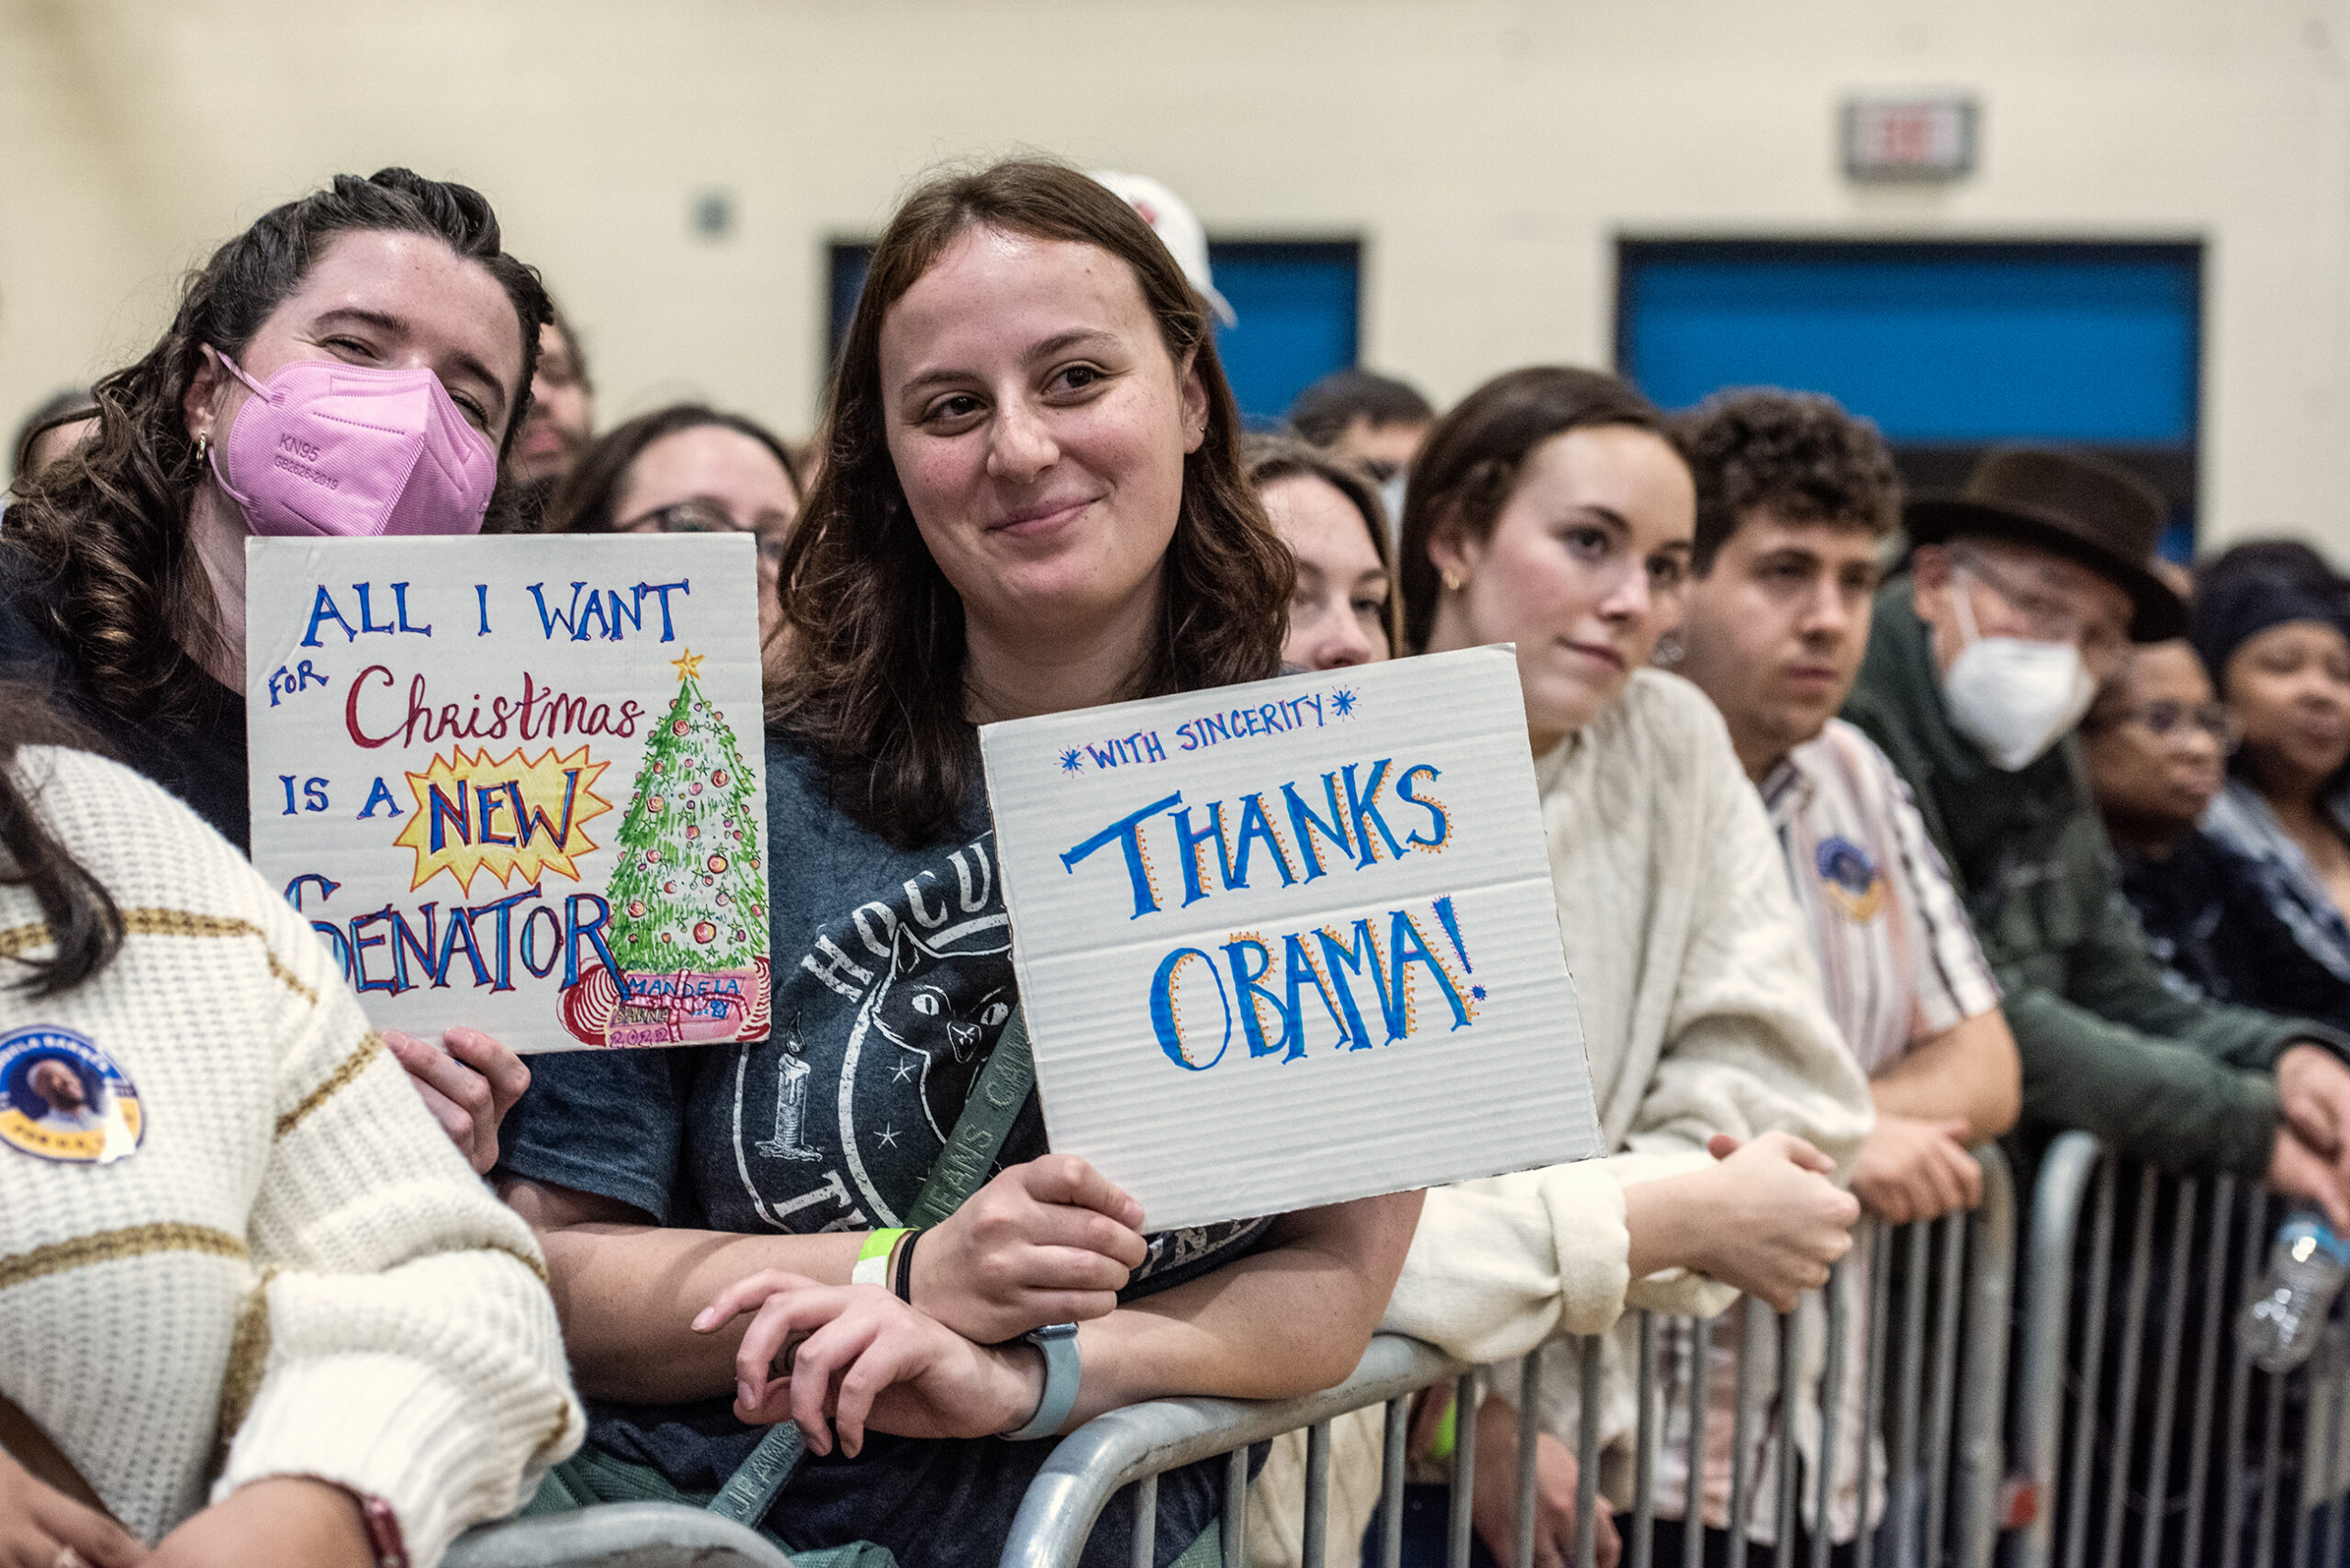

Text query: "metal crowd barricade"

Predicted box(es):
[445, 1500, 794, 1567]
[1000, 1144, 2015, 1568]
[2013, 1132, 2350, 1568]
[439, 1150, 2013, 1568]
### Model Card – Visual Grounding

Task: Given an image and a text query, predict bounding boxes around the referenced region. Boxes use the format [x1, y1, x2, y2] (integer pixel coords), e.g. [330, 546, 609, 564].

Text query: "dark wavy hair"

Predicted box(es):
[0, 687, 123, 996]
[769, 158, 1292, 845]
[544, 404, 800, 535]
[1242, 432, 1400, 657]
[1398, 366, 1667, 652]
[5, 169, 551, 720]
[1675, 388, 1901, 574]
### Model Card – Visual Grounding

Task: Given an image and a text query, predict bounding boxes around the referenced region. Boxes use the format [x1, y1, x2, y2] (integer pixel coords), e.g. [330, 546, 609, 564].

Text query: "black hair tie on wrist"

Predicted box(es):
[893, 1228, 920, 1304]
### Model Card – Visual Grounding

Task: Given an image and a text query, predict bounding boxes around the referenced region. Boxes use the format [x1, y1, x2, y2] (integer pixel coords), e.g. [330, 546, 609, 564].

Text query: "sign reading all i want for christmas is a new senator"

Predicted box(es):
[979, 644, 1601, 1232]
[244, 534, 771, 1054]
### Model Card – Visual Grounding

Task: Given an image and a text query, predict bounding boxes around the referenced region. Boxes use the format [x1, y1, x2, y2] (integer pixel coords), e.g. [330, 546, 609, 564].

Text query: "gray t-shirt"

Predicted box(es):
[500, 730, 1271, 1567]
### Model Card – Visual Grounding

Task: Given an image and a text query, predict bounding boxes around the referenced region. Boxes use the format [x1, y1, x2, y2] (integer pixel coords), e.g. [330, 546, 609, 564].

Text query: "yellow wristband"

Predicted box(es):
[853, 1227, 910, 1287]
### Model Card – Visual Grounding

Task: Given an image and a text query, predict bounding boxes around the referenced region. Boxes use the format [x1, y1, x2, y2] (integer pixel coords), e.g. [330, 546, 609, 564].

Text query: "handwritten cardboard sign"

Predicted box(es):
[979, 645, 1600, 1230]
[245, 535, 771, 1054]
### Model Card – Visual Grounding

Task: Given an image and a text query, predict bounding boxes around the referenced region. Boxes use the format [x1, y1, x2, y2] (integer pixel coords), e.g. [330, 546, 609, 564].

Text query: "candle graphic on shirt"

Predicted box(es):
[758, 1020, 821, 1162]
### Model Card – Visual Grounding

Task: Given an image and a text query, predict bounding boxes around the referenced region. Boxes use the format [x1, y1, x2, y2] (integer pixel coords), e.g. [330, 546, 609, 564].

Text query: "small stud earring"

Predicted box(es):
[1439, 567, 1463, 593]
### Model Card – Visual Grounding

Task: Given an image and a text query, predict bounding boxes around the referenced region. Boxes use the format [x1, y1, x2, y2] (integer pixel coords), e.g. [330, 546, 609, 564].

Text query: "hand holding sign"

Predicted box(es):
[979, 646, 1602, 1231]
[382, 1026, 532, 1173]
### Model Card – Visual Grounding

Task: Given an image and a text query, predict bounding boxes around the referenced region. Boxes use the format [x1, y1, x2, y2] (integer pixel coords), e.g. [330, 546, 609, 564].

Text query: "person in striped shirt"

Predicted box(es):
[1657, 388, 2021, 1564]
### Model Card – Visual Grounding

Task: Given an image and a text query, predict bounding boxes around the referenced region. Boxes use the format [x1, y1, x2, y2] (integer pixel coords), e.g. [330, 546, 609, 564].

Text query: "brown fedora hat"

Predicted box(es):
[1905, 448, 2188, 642]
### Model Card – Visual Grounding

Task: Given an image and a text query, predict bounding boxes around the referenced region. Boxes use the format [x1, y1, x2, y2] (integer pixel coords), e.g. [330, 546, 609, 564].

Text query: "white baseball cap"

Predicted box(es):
[1089, 169, 1237, 328]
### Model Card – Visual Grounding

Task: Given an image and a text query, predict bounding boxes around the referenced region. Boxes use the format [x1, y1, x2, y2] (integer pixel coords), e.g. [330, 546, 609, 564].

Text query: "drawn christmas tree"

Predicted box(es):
[603, 649, 767, 976]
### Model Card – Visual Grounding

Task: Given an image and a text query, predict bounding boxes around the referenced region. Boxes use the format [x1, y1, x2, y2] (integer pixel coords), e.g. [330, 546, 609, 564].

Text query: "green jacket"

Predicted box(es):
[1841, 577, 2342, 1179]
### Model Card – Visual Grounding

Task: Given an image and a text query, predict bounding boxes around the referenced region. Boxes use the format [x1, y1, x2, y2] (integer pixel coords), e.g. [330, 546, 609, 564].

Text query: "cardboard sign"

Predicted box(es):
[245, 535, 772, 1054]
[979, 645, 1600, 1230]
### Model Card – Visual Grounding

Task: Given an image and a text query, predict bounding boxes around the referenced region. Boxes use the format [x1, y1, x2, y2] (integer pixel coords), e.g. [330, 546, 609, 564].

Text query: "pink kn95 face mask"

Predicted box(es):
[205, 347, 498, 537]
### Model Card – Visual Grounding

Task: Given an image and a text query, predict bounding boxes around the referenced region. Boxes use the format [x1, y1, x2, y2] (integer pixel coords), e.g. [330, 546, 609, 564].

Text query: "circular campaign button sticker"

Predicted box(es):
[0, 1024, 145, 1165]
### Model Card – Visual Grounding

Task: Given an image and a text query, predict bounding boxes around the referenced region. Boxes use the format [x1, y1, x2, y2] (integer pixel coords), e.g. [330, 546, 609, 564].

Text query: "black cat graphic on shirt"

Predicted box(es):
[867, 923, 1013, 1144]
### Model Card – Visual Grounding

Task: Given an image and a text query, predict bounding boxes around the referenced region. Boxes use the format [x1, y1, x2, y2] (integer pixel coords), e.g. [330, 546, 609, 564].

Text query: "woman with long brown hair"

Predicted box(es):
[496, 160, 1420, 1568]
[1333, 367, 1869, 1568]
[0, 169, 554, 1174]
[0, 169, 548, 852]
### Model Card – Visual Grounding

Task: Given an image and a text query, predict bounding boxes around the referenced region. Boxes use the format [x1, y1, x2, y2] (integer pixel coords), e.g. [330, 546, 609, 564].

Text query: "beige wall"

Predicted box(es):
[4, 0, 2344, 550]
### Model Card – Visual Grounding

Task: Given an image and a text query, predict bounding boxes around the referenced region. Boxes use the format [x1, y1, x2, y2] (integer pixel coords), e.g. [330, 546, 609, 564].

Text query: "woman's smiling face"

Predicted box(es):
[1428, 424, 1695, 748]
[877, 227, 1206, 640]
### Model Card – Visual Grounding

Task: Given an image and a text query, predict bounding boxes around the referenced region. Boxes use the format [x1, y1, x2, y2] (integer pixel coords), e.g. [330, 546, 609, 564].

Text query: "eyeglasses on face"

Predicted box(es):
[2105, 700, 2241, 750]
[622, 498, 787, 563]
[1953, 548, 2131, 671]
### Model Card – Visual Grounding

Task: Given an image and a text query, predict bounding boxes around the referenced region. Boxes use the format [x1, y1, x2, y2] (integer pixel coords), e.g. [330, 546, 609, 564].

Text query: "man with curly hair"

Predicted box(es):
[1655, 388, 2020, 1562]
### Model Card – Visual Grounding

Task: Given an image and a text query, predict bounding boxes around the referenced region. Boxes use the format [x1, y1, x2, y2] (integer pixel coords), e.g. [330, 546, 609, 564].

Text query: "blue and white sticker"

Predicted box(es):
[1815, 835, 1886, 924]
[0, 1025, 144, 1164]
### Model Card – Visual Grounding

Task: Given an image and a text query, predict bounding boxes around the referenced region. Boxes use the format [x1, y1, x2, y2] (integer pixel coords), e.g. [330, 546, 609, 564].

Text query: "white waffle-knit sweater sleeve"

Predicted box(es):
[1381, 1148, 1728, 1362]
[211, 840, 581, 1565]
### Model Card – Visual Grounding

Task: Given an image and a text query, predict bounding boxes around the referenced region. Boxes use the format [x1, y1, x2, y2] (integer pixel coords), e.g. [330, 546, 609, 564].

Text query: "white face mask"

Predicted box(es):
[1940, 567, 2097, 771]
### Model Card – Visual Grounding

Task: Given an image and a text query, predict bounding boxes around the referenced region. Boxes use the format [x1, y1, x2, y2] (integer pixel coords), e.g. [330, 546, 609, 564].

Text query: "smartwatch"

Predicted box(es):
[1002, 1322, 1080, 1441]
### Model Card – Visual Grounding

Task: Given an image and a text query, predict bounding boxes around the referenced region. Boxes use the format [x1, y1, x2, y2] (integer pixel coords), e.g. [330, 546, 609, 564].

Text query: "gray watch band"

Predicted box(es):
[1003, 1322, 1080, 1441]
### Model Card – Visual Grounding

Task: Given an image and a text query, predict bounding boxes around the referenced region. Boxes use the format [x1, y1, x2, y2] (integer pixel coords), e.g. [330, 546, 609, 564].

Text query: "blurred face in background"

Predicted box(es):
[1911, 536, 2134, 687]
[1331, 416, 1430, 485]
[2082, 641, 2230, 848]
[1265, 471, 1389, 670]
[18, 416, 96, 485]
[613, 424, 800, 643]
[512, 320, 594, 487]
[2223, 619, 2350, 803]
[1678, 512, 1884, 779]
[1425, 424, 1695, 752]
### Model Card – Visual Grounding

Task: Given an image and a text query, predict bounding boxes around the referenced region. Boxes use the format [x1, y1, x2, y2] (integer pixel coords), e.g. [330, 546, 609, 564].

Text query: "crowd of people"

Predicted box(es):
[5, 158, 2350, 1568]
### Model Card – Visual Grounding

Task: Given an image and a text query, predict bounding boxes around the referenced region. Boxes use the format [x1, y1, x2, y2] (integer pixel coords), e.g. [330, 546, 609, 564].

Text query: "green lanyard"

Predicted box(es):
[707, 1007, 1038, 1525]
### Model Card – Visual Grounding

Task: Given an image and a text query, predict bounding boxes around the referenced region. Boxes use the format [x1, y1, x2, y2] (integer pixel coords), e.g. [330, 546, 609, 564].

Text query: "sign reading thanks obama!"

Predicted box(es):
[979, 644, 1600, 1231]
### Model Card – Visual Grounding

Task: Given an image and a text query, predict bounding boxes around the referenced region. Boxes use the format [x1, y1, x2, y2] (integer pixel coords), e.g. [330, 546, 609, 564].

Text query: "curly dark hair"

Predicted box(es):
[769, 158, 1292, 846]
[1674, 388, 1901, 574]
[4, 168, 551, 721]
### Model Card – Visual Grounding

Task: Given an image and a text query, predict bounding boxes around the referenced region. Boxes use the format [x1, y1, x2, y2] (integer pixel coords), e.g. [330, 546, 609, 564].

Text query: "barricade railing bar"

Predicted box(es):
[2012, 1131, 2350, 1568]
[997, 1143, 2015, 1568]
[441, 1148, 2015, 1568]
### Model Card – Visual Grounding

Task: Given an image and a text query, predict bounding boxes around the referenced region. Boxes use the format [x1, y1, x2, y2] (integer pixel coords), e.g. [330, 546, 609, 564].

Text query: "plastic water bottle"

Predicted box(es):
[2239, 1213, 2350, 1372]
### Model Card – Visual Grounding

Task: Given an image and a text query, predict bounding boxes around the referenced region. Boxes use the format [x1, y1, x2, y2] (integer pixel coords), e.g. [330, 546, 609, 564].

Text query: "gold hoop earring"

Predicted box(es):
[192, 432, 211, 465]
[1439, 567, 1463, 593]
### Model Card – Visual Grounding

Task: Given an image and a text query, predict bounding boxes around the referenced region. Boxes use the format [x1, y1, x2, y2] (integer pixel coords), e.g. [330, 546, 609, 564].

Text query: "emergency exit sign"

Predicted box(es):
[1842, 96, 1978, 181]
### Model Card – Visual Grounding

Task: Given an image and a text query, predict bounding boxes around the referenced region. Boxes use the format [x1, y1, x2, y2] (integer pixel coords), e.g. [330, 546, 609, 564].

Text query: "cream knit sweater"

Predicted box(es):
[1252, 671, 1872, 1567]
[0, 747, 580, 1564]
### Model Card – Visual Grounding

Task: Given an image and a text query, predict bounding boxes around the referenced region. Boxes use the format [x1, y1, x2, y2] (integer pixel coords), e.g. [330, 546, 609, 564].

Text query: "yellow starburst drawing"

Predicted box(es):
[669, 647, 705, 680]
[391, 745, 614, 893]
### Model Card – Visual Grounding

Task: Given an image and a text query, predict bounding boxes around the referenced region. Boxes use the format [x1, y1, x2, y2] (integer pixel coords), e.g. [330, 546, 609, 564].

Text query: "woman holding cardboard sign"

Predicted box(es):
[0, 168, 555, 1176]
[494, 160, 1421, 1568]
